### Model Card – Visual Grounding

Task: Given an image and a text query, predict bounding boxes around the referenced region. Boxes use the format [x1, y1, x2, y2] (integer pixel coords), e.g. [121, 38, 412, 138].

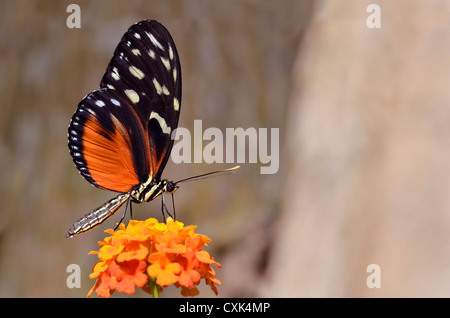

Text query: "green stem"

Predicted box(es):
[150, 278, 159, 298]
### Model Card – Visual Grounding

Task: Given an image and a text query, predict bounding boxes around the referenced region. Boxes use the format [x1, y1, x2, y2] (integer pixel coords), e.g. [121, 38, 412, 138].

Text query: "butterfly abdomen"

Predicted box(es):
[66, 192, 131, 238]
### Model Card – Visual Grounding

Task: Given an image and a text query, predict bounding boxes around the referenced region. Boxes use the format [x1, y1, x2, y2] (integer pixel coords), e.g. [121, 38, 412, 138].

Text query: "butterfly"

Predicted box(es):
[67, 20, 238, 238]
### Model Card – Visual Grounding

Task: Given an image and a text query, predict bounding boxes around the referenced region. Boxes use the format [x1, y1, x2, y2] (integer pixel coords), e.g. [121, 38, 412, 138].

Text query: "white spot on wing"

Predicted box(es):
[169, 45, 174, 60]
[125, 89, 140, 104]
[95, 100, 105, 107]
[149, 111, 171, 135]
[149, 49, 155, 59]
[173, 97, 180, 111]
[129, 65, 145, 80]
[152, 78, 162, 95]
[147, 32, 164, 50]
[111, 98, 121, 106]
[112, 67, 120, 81]
[132, 48, 141, 56]
[160, 56, 171, 71]
[162, 85, 169, 96]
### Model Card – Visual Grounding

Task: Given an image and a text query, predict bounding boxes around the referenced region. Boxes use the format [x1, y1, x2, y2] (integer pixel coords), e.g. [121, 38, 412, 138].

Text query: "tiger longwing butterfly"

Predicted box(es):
[67, 20, 238, 238]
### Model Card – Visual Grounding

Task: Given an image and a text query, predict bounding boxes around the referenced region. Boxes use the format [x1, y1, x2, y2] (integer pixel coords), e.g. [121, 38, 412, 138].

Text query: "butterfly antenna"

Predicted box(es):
[175, 165, 240, 185]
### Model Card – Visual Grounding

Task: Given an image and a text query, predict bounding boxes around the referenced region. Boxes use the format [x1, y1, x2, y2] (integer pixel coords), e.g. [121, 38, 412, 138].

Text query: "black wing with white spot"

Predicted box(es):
[100, 20, 182, 180]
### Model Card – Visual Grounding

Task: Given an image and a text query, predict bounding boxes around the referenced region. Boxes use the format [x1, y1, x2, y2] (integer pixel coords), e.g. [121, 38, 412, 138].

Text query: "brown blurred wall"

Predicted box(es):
[263, 0, 450, 297]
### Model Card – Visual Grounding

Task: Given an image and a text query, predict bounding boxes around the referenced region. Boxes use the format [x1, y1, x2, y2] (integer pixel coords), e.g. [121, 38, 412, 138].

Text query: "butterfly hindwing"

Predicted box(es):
[68, 88, 151, 192]
[99, 20, 182, 179]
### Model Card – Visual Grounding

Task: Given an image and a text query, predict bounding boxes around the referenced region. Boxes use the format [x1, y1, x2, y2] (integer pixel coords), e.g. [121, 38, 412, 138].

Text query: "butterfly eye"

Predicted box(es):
[164, 181, 178, 194]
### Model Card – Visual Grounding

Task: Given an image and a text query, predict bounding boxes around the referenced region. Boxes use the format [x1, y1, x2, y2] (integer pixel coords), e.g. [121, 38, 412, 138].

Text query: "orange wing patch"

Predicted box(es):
[81, 111, 140, 193]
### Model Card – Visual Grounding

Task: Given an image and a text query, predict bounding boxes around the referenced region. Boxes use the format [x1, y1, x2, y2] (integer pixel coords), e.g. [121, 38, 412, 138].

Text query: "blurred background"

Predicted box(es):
[0, 0, 449, 297]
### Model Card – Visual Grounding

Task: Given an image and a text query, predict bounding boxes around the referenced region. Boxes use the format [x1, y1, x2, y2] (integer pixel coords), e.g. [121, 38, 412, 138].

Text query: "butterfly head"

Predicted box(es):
[162, 180, 178, 194]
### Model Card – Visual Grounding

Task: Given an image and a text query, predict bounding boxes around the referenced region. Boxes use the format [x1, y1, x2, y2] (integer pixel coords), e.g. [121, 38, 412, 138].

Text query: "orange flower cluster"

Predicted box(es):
[87, 217, 221, 298]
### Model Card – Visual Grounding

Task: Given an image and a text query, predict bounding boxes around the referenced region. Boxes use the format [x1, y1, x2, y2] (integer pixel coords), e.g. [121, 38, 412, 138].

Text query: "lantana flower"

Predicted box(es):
[87, 217, 221, 298]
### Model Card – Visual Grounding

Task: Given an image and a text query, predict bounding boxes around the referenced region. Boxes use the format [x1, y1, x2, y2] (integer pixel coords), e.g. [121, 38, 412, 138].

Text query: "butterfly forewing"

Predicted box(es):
[99, 20, 182, 179]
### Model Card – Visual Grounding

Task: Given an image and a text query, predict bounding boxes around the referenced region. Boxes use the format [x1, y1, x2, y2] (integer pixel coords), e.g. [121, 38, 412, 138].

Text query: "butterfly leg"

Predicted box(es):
[161, 194, 166, 222]
[114, 197, 131, 230]
[130, 201, 133, 219]
[161, 191, 174, 222]
[171, 193, 176, 220]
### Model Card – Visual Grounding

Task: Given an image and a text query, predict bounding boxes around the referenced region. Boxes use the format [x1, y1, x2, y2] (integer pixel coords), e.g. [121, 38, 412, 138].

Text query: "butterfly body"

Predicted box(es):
[132, 177, 177, 203]
[67, 20, 181, 238]
[66, 178, 177, 237]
